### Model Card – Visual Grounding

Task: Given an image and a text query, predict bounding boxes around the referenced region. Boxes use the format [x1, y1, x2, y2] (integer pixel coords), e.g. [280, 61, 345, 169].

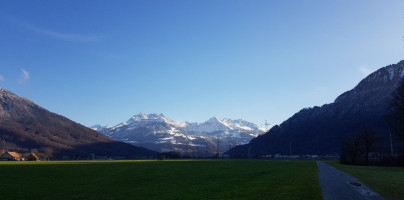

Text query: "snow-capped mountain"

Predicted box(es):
[185, 117, 264, 135]
[92, 113, 265, 157]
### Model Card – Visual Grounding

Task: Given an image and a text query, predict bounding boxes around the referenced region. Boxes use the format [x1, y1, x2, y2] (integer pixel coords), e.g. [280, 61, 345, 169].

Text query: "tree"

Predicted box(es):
[340, 127, 375, 165]
[41, 147, 54, 160]
[340, 134, 361, 164]
[358, 128, 375, 165]
[389, 78, 404, 139]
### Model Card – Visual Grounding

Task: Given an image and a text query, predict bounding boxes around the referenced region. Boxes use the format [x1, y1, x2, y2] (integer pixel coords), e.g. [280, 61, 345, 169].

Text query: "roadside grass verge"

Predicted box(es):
[326, 160, 404, 200]
[0, 159, 321, 200]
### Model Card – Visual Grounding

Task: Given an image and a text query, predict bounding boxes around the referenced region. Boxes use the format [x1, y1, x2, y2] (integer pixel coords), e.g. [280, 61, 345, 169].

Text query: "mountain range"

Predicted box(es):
[0, 88, 156, 158]
[3, 60, 404, 159]
[92, 113, 264, 157]
[226, 60, 404, 157]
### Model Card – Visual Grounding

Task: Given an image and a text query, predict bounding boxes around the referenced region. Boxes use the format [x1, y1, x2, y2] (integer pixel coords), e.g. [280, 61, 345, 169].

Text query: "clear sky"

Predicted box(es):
[0, 1, 404, 128]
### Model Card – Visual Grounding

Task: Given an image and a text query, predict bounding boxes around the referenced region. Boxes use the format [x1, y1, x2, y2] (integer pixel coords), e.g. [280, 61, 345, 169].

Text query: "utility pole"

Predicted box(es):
[289, 142, 292, 156]
[248, 143, 251, 159]
[390, 131, 394, 156]
[205, 144, 208, 158]
[265, 120, 270, 131]
[216, 136, 221, 158]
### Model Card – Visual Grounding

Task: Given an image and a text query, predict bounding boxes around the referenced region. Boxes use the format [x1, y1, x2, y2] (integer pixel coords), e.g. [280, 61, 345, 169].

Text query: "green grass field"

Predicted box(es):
[326, 160, 404, 200]
[0, 159, 321, 200]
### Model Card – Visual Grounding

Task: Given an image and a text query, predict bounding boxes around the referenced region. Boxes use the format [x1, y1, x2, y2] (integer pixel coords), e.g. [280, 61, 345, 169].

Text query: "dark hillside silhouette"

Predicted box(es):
[388, 78, 404, 140]
[227, 60, 404, 157]
[0, 88, 156, 158]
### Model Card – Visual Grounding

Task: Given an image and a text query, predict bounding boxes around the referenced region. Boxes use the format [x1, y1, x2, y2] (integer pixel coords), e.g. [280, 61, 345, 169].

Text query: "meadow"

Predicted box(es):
[326, 160, 404, 200]
[0, 159, 321, 200]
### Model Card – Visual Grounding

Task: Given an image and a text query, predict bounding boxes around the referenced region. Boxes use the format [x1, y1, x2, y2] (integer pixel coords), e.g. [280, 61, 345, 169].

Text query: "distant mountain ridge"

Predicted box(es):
[93, 113, 264, 156]
[226, 60, 404, 157]
[0, 88, 156, 158]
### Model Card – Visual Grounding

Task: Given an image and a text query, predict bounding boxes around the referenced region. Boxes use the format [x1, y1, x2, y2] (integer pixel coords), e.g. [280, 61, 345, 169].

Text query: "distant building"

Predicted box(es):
[25, 153, 40, 161]
[0, 151, 23, 161]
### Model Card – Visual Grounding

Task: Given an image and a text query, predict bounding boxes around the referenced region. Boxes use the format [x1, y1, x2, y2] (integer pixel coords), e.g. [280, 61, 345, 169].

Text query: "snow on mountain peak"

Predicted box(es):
[126, 113, 167, 124]
[93, 113, 265, 155]
[90, 124, 112, 132]
[96, 113, 264, 137]
[335, 61, 404, 104]
[184, 116, 263, 134]
[206, 116, 219, 122]
[384, 64, 404, 80]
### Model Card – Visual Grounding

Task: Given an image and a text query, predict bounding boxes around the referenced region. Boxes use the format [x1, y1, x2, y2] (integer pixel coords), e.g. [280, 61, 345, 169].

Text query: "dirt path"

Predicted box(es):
[317, 161, 384, 200]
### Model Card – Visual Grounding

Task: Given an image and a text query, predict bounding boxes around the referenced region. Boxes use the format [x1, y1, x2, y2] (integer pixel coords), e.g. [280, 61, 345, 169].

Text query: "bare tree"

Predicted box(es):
[41, 147, 54, 161]
[340, 127, 375, 165]
[358, 128, 375, 165]
[389, 78, 404, 139]
[341, 134, 361, 164]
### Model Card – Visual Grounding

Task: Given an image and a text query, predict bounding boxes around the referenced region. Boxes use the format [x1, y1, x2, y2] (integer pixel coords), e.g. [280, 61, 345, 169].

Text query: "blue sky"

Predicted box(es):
[0, 1, 404, 128]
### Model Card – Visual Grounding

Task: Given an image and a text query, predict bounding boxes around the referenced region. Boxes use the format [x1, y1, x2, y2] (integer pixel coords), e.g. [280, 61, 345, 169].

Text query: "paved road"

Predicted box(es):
[317, 161, 384, 200]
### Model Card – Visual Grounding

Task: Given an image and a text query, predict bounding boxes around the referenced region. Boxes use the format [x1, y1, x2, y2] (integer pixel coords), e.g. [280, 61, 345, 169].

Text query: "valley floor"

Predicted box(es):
[1, 159, 403, 200]
[0, 159, 321, 200]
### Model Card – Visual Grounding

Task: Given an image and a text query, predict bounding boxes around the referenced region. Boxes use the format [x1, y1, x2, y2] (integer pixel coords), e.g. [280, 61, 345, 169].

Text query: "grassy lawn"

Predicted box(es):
[0, 159, 321, 200]
[326, 160, 404, 200]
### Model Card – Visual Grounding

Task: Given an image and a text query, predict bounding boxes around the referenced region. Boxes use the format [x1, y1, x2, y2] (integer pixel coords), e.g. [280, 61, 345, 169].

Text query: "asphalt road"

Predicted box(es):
[317, 161, 384, 200]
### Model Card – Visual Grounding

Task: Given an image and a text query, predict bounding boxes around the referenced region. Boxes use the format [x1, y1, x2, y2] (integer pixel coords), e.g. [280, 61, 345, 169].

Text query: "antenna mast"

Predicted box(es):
[216, 136, 222, 158]
[264, 120, 270, 131]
